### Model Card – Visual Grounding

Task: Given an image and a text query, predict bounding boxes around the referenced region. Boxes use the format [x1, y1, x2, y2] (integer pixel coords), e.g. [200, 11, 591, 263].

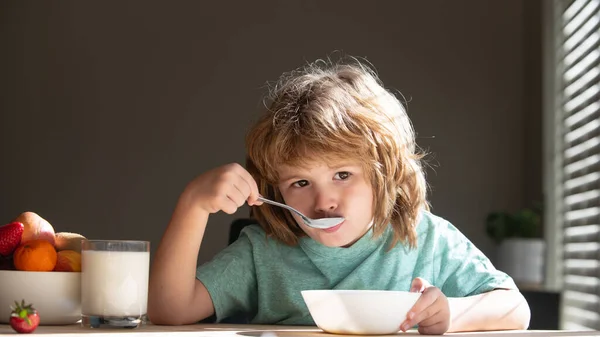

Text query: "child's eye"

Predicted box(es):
[292, 180, 309, 187]
[334, 172, 351, 180]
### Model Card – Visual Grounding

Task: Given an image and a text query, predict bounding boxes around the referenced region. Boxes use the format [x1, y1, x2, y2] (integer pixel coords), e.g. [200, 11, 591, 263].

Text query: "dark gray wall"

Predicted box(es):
[0, 0, 541, 264]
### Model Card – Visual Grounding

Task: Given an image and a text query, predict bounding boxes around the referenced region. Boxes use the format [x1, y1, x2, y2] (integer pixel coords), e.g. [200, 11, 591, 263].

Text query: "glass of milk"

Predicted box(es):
[80, 240, 150, 328]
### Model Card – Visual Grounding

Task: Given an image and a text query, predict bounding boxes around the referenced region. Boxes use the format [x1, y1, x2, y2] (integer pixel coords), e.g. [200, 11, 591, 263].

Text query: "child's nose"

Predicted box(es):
[313, 190, 338, 213]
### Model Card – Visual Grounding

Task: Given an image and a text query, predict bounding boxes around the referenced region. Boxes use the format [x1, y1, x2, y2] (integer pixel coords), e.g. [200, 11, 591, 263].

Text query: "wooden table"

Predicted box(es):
[0, 324, 599, 337]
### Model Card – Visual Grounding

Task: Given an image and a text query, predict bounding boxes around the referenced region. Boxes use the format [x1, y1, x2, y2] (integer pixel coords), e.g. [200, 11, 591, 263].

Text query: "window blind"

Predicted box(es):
[553, 0, 600, 330]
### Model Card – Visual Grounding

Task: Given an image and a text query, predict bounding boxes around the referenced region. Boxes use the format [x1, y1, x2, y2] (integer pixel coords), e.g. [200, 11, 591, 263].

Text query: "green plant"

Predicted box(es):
[485, 204, 542, 244]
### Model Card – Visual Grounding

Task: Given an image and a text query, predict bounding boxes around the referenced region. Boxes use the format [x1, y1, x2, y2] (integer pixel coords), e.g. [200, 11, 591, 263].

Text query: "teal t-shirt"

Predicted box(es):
[196, 211, 516, 325]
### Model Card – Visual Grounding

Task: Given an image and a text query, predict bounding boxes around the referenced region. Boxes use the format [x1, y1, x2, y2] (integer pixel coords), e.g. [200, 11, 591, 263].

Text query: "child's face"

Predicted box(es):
[276, 159, 374, 247]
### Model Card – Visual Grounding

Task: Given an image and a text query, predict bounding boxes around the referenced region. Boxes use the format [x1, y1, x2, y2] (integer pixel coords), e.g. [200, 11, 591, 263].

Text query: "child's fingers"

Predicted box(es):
[252, 199, 264, 206]
[232, 176, 251, 202]
[416, 305, 450, 335]
[414, 305, 444, 328]
[227, 185, 248, 208]
[418, 319, 449, 335]
[401, 305, 442, 332]
[221, 195, 241, 214]
[402, 287, 441, 331]
[407, 286, 438, 316]
[237, 166, 260, 205]
[410, 277, 431, 293]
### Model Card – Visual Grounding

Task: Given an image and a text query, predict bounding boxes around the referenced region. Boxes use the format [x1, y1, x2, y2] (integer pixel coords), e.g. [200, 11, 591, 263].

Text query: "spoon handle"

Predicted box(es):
[256, 196, 312, 224]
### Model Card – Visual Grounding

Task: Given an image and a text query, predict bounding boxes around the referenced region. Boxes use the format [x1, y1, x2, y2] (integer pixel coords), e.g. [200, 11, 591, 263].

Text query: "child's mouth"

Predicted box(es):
[322, 220, 344, 233]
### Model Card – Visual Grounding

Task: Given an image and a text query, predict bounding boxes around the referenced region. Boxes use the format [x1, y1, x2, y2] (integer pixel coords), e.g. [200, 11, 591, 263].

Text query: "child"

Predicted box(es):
[148, 57, 530, 334]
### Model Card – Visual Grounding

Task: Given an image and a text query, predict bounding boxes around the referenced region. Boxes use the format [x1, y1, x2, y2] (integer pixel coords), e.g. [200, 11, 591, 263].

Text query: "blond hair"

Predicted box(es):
[246, 57, 429, 248]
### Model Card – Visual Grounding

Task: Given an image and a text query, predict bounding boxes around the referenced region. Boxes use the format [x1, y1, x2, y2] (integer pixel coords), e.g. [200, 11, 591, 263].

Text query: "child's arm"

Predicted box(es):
[402, 278, 529, 334]
[147, 163, 260, 325]
[148, 201, 213, 325]
[448, 289, 530, 332]
[410, 218, 531, 333]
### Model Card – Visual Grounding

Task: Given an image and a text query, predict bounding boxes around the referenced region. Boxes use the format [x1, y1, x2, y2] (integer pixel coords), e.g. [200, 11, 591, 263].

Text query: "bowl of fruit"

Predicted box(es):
[0, 211, 86, 326]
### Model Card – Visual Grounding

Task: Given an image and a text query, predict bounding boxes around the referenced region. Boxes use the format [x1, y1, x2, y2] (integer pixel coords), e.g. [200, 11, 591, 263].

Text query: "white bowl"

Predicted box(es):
[0, 270, 81, 325]
[301, 290, 421, 335]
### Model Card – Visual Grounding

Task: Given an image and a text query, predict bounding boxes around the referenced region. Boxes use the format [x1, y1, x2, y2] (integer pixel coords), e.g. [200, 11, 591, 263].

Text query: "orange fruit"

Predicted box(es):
[13, 239, 57, 271]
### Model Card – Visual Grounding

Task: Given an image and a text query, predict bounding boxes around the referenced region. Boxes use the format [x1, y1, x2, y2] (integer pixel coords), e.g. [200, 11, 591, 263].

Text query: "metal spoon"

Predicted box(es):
[257, 196, 344, 229]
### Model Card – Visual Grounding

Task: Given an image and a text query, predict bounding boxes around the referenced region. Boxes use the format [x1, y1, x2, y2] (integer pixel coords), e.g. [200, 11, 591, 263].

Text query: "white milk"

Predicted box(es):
[81, 250, 149, 317]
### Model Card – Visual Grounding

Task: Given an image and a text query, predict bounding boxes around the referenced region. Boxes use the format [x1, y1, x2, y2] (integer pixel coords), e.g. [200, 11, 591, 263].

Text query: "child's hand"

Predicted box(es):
[400, 277, 450, 335]
[185, 163, 262, 214]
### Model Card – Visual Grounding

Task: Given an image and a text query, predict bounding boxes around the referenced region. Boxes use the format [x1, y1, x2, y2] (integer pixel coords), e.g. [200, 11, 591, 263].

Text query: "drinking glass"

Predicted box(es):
[80, 240, 150, 328]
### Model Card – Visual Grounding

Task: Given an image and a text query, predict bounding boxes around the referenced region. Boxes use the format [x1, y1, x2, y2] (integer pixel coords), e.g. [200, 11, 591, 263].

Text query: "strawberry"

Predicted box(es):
[9, 300, 40, 333]
[0, 222, 24, 256]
